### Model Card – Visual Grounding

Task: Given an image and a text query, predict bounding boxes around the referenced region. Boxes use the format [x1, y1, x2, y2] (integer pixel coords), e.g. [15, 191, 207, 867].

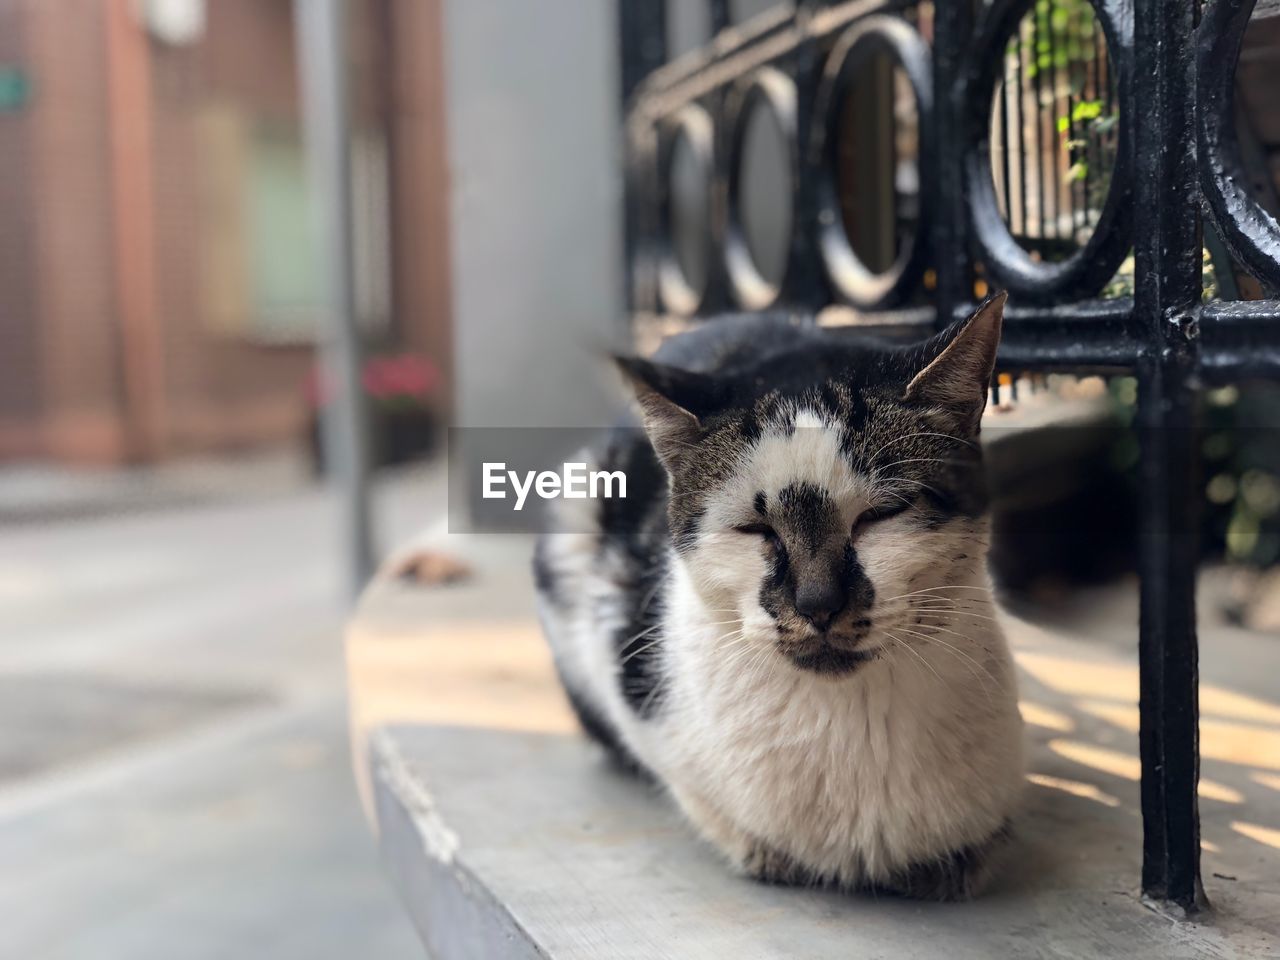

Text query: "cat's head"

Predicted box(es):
[617, 293, 1005, 677]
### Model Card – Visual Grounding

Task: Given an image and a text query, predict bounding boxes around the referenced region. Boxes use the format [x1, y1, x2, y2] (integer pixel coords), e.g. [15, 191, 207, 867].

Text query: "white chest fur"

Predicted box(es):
[621, 565, 1026, 885]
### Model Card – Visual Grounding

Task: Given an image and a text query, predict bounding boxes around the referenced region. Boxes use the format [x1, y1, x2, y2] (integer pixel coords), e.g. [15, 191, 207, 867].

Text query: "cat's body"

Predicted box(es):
[535, 300, 1024, 899]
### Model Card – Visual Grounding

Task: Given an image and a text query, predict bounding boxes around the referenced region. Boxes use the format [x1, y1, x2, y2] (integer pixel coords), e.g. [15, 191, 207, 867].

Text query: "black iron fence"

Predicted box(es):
[618, 0, 1280, 912]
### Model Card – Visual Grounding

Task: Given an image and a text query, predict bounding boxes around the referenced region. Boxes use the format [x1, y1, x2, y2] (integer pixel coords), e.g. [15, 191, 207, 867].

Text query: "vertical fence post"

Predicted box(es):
[709, 0, 731, 35]
[933, 0, 973, 326]
[619, 0, 667, 104]
[1131, 0, 1206, 913]
[619, 0, 668, 317]
[296, 0, 376, 603]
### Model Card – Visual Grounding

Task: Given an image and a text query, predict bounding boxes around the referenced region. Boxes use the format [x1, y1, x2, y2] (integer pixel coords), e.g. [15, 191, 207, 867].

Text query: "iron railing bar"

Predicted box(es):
[1097, 12, 1114, 209]
[1042, 0, 1061, 243]
[932, 0, 974, 321]
[1082, 11, 1094, 234]
[632, 3, 806, 116]
[1199, 350, 1280, 384]
[952, 295, 1134, 323]
[634, 0, 937, 124]
[709, 0, 731, 35]
[619, 0, 668, 315]
[1001, 41, 1015, 231]
[619, 0, 668, 105]
[1131, 0, 1207, 913]
[1087, 12, 1103, 235]
[1031, 9, 1045, 248]
[1014, 17, 1027, 239]
[1039, 0, 1059, 244]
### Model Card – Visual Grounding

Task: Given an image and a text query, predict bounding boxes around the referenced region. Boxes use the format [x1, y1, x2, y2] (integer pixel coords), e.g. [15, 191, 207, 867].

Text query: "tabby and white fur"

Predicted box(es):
[534, 294, 1024, 900]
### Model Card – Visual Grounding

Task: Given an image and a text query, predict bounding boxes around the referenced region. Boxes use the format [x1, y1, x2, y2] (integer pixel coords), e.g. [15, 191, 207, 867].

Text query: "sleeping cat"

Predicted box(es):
[534, 293, 1024, 900]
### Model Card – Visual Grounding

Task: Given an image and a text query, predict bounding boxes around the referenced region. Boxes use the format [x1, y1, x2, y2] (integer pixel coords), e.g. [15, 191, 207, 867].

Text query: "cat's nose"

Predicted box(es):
[795, 581, 846, 630]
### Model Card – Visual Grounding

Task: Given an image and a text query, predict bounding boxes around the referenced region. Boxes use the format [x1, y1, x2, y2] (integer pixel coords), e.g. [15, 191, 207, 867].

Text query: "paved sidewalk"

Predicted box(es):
[0, 462, 444, 959]
[0, 452, 314, 525]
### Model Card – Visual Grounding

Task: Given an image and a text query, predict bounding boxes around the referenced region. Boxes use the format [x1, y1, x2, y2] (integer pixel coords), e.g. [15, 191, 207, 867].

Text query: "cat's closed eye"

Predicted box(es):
[733, 522, 781, 547]
[851, 502, 911, 538]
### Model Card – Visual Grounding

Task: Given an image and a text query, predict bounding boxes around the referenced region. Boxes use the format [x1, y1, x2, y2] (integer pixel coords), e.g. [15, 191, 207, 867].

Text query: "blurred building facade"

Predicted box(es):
[0, 0, 451, 464]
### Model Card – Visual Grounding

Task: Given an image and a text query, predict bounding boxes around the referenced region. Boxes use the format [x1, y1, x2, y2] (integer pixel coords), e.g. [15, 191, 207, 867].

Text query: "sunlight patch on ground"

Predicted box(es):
[1253, 772, 1280, 793]
[1049, 740, 1243, 803]
[1201, 687, 1280, 726]
[1016, 652, 1280, 727]
[1026, 772, 1121, 807]
[1049, 739, 1140, 779]
[1076, 701, 1139, 731]
[1016, 652, 1135, 701]
[1019, 700, 1074, 732]
[1076, 701, 1280, 772]
[1232, 821, 1280, 850]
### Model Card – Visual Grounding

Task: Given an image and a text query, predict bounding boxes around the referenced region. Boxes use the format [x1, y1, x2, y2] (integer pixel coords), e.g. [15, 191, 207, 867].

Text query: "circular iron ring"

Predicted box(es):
[811, 15, 934, 310]
[656, 105, 717, 316]
[724, 68, 799, 310]
[959, 0, 1134, 303]
[1199, 0, 1280, 292]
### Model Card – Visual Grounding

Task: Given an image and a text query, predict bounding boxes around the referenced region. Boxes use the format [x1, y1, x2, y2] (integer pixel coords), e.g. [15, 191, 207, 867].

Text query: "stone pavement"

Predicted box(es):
[0, 462, 444, 960]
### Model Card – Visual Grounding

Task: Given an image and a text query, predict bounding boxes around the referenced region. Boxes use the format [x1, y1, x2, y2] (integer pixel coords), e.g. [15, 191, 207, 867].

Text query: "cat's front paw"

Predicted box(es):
[740, 840, 815, 887]
[878, 823, 1012, 901]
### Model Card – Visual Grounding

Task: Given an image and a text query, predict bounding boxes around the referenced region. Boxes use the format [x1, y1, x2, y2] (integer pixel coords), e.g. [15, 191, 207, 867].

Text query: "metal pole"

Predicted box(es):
[932, 0, 974, 324]
[1131, 0, 1206, 913]
[295, 0, 376, 602]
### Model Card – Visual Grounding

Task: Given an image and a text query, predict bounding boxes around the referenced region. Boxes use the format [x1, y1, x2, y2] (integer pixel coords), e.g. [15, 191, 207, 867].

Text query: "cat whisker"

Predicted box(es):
[892, 626, 997, 694]
[619, 636, 666, 665]
[884, 633, 944, 684]
[876, 489, 916, 510]
[873, 457, 953, 472]
[880, 584, 994, 603]
[913, 610, 1000, 625]
[906, 600, 988, 611]
[873, 476, 947, 499]
[618, 623, 661, 648]
[861, 431, 977, 467]
[908, 619, 983, 646]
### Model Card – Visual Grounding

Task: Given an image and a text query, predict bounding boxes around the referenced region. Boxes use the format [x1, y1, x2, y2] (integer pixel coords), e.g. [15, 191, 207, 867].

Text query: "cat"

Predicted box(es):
[533, 293, 1024, 900]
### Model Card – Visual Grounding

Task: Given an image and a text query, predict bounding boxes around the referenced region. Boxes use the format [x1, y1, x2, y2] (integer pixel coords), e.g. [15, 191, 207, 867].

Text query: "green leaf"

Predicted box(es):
[1072, 100, 1103, 122]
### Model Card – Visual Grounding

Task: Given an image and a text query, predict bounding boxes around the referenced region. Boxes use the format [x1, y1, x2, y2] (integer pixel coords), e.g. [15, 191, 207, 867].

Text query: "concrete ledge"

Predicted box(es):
[368, 724, 1274, 959]
[349, 533, 1280, 959]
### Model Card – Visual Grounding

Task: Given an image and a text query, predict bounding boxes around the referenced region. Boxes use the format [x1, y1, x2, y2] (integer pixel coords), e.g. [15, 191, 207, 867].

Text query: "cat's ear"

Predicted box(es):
[903, 291, 1006, 433]
[614, 356, 710, 472]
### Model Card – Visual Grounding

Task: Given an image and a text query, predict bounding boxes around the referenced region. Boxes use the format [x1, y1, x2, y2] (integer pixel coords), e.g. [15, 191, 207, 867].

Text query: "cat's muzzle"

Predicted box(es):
[779, 619, 879, 676]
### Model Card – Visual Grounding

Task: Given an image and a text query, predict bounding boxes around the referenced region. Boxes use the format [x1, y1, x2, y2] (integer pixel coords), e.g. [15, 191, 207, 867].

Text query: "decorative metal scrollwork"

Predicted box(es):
[657, 106, 717, 316]
[958, 0, 1134, 303]
[724, 67, 799, 310]
[1198, 0, 1280, 292]
[811, 15, 934, 310]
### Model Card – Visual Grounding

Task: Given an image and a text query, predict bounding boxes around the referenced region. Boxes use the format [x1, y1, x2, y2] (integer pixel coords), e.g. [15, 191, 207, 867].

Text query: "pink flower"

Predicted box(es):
[308, 354, 440, 408]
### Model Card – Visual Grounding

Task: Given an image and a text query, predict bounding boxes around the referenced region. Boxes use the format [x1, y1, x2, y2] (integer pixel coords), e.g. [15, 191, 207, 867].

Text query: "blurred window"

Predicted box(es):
[198, 111, 390, 344]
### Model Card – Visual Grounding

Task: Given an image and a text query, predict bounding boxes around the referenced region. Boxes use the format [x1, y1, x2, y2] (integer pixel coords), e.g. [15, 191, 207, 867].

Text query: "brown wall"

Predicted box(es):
[147, 0, 313, 457]
[0, 0, 454, 464]
[0, 0, 43, 455]
[0, 0, 127, 462]
[386, 0, 453, 415]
